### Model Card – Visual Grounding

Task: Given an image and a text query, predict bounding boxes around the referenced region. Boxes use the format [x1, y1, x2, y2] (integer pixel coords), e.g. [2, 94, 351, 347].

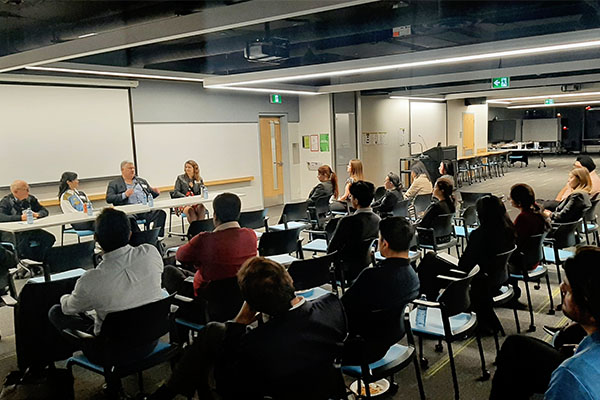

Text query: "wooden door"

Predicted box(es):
[259, 117, 284, 207]
[462, 113, 475, 156]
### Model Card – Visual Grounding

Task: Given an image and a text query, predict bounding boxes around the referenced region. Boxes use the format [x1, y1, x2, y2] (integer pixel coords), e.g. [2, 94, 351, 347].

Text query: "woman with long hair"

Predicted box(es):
[331, 159, 363, 212]
[308, 165, 338, 204]
[173, 160, 207, 222]
[418, 177, 456, 240]
[58, 171, 94, 230]
[404, 160, 433, 200]
[544, 168, 592, 223]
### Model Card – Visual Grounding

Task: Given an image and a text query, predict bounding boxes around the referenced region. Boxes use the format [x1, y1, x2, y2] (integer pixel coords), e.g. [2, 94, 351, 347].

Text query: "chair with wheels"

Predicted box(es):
[410, 266, 489, 400]
[258, 227, 304, 266]
[509, 233, 554, 332]
[341, 304, 425, 400]
[65, 295, 181, 399]
[417, 213, 460, 256]
[288, 251, 338, 301]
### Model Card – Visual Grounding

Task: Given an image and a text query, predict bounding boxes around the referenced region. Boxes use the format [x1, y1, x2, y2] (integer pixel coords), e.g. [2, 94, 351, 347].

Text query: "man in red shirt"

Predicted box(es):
[163, 192, 257, 323]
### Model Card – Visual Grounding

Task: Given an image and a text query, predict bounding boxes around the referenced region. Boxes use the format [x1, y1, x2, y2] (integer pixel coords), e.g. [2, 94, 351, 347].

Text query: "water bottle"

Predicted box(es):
[416, 294, 428, 327]
[202, 185, 209, 200]
[148, 193, 154, 207]
[87, 201, 93, 216]
[26, 208, 34, 224]
[142, 193, 148, 205]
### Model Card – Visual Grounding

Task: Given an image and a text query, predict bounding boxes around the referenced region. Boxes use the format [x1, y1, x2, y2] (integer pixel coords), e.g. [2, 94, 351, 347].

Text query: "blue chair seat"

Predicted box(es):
[342, 343, 414, 377]
[265, 254, 299, 266]
[269, 221, 310, 231]
[453, 226, 475, 238]
[510, 264, 547, 280]
[64, 229, 95, 237]
[297, 286, 330, 301]
[583, 222, 598, 231]
[409, 308, 477, 338]
[302, 239, 328, 253]
[175, 318, 205, 332]
[68, 341, 176, 376]
[493, 285, 513, 304]
[543, 246, 574, 263]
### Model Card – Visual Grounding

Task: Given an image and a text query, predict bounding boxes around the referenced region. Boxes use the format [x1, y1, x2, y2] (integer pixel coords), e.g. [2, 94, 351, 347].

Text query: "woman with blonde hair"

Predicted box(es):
[544, 167, 592, 223]
[173, 160, 206, 222]
[331, 159, 363, 212]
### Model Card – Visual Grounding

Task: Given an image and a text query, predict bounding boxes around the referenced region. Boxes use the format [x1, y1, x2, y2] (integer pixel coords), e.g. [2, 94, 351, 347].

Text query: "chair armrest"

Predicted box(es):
[412, 298, 441, 308]
[437, 275, 461, 282]
[62, 328, 95, 340]
[448, 269, 467, 276]
[0, 242, 15, 251]
[174, 294, 194, 303]
[0, 294, 17, 307]
[415, 227, 433, 234]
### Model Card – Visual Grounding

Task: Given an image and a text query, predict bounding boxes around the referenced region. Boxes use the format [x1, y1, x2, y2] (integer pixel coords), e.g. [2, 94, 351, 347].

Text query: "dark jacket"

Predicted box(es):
[216, 294, 347, 399]
[0, 194, 49, 223]
[552, 191, 591, 223]
[458, 225, 516, 274]
[172, 174, 203, 198]
[308, 180, 334, 204]
[106, 176, 159, 206]
[371, 188, 403, 215]
[327, 209, 380, 254]
[419, 198, 456, 229]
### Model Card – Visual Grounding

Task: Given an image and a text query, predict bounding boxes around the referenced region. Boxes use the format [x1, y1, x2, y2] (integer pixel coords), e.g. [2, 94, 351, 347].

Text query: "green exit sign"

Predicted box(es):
[270, 94, 282, 104]
[545, 99, 555, 105]
[492, 77, 510, 89]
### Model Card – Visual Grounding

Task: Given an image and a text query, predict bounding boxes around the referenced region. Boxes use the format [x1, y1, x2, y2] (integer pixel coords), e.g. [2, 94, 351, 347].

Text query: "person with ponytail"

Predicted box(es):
[371, 172, 403, 217]
[509, 183, 552, 250]
[308, 165, 339, 204]
[58, 171, 94, 231]
[417, 176, 456, 244]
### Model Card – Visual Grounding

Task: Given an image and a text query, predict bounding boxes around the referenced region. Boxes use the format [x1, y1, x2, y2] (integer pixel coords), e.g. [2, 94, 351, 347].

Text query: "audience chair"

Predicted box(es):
[456, 160, 471, 187]
[238, 208, 268, 229]
[453, 205, 477, 251]
[65, 295, 180, 399]
[129, 228, 161, 254]
[458, 191, 491, 210]
[44, 241, 96, 275]
[269, 201, 310, 231]
[410, 266, 489, 400]
[374, 186, 387, 202]
[258, 227, 304, 265]
[371, 238, 420, 265]
[416, 213, 460, 256]
[187, 219, 215, 239]
[288, 252, 338, 301]
[582, 197, 600, 245]
[335, 238, 376, 291]
[412, 194, 432, 220]
[391, 199, 411, 219]
[61, 224, 95, 246]
[303, 217, 340, 254]
[203, 276, 244, 322]
[341, 304, 425, 400]
[308, 197, 332, 230]
[510, 233, 554, 332]
[543, 219, 580, 307]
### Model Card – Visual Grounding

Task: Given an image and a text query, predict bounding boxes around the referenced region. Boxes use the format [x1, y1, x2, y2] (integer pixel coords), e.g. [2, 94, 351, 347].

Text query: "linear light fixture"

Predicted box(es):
[488, 91, 600, 102]
[508, 100, 600, 109]
[390, 96, 446, 101]
[207, 86, 320, 96]
[25, 65, 205, 83]
[77, 33, 97, 39]
[486, 100, 511, 104]
[208, 38, 600, 87]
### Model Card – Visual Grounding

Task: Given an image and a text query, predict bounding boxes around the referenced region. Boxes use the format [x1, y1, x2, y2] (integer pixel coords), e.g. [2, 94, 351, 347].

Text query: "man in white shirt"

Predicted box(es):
[49, 208, 164, 338]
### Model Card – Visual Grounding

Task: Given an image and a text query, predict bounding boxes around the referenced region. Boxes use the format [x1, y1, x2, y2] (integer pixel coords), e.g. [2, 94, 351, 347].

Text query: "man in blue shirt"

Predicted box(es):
[489, 246, 600, 399]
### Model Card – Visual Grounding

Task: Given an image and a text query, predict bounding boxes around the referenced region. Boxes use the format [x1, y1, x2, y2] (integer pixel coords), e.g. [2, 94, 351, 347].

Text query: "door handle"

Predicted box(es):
[273, 161, 284, 166]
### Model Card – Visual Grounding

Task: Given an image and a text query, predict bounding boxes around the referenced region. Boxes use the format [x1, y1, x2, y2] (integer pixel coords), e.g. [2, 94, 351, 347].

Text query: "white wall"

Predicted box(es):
[447, 100, 489, 157]
[410, 101, 447, 155]
[288, 95, 334, 201]
[360, 96, 411, 184]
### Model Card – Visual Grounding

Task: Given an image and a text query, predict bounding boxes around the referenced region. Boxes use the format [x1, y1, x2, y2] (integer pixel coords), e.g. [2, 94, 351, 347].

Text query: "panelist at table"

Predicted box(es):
[0, 180, 56, 261]
[106, 160, 167, 237]
[172, 160, 207, 223]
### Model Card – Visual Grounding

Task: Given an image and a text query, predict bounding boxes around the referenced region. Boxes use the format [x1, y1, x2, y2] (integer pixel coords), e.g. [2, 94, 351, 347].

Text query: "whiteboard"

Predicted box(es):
[134, 123, 262, 188]
[0, 84, 133, 187]
[410, 102, 447, 154]
[522, 118, 559, 142]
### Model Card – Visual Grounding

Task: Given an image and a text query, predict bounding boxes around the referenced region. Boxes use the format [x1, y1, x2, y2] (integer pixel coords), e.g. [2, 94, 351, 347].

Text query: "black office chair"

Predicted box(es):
[453, 205, 477, 250]
[303, 216, 341, 254]
[374, 186, 387, 202]
[288, 252, 338, 301]
[341, 304, 426, 399]
[543, 219, 580, 308]
[336, 237, 376, 291]
[459, 191, 491, 209]
[392, 199, 411, 219]
[44, 241, 96, 274]
[187, 219, 215, 239]
[129, 228, 161, 253]
[204, 276, 243, 322]
[412, 194, 432, 220]
[65, 295, 180, 399]
[238, 209, 268, 229]
[308, 197, 331, 230]
[510, 233, 554, 332]
[417, 213, 460, 255]
[277, 201, 310, 224]
[258, 228, 304, 259]
[410, 266, 489, 400]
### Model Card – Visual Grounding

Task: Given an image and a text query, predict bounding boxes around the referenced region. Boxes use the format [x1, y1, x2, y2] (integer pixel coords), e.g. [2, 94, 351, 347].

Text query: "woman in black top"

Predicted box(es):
[417, 177, 456, 245]
[173, 160, 206, 222]
[308, 165, 338, 205]
[371, 172, 403, 217]
[418, 195, 516, 333]
[544, 167, 592, 224]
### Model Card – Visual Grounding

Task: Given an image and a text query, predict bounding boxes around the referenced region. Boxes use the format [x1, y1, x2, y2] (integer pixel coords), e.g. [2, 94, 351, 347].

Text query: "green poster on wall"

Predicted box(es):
[319, 133, 329, 152]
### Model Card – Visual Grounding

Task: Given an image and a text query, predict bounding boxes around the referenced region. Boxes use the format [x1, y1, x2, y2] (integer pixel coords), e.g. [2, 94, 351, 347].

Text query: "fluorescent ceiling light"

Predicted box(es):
[390, 96, 446, 101]
[486, 100, 511, 104]
[489, 91, 600, 102]
[25, 66, 204, 83]
[508, 100, 600, 109]
[207, 86, 320, 96]
[209, 39, 600, 87]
